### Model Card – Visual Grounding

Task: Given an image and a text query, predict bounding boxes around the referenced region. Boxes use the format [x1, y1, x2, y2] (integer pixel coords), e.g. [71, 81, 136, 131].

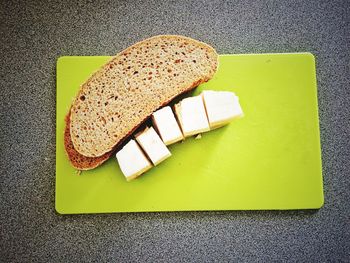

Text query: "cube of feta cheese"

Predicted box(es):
[201, 90, 243, 129]
[135, 127, 171, 165]
[116, 140, 152, 181]
[174, 95, 210, 137]
[152, 106, 184, 145]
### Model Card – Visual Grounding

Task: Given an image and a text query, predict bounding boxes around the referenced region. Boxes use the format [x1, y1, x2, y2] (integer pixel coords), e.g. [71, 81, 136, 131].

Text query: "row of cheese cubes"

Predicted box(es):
[116, 90, 244, 181]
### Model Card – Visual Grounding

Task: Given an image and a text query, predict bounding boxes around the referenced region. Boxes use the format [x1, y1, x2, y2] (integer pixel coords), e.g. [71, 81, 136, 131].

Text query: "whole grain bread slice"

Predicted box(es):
[70, 35, 218, 157]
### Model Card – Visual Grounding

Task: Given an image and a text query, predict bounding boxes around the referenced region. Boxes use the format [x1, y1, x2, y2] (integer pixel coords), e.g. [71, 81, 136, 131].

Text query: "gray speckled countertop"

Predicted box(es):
[1, 0, 349, 262]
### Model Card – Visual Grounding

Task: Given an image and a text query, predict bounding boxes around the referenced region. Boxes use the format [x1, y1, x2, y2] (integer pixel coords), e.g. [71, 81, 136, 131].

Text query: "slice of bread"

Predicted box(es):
[70, 35, 218, 157]
[64, 111, 112, 170]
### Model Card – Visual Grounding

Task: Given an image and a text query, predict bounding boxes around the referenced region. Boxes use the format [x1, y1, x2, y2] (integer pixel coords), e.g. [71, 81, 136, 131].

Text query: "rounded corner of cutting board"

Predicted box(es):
[315, 195, 325, 209]
[55, 201, 66, 215]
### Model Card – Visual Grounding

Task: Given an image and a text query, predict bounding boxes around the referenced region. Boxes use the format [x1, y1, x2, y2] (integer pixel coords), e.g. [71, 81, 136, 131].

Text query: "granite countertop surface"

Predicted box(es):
[1, 0, 349, 261]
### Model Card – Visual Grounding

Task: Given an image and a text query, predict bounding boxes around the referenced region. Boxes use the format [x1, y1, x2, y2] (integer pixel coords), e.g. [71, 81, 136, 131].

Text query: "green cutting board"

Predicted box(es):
[56, 53, 323, 214]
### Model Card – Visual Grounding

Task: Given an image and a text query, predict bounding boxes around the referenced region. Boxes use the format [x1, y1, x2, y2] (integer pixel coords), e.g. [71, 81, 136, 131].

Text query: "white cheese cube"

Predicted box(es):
[175, 95, 210, 137]
[152, 106, 184, 145]
[116, 140, 152, 181]
[202, 90, 243, 128]
[135, 127, 171, 165]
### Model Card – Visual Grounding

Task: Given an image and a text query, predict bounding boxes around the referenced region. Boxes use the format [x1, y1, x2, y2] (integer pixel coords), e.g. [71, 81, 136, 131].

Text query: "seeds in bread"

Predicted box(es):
[70, 35, 218, 157]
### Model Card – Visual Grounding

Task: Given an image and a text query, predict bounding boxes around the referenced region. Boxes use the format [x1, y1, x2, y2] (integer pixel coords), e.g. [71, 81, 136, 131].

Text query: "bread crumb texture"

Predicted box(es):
[70, 35, 218, 157]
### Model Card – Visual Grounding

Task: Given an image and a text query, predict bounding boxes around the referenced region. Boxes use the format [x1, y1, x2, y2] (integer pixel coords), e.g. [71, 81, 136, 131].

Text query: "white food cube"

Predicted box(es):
[201, 90, 244, 128]
[175, 95, 210, 137]
[116, 139, 152, 181]
[152, 106, 184, 145]
[135, 127, 171, 165]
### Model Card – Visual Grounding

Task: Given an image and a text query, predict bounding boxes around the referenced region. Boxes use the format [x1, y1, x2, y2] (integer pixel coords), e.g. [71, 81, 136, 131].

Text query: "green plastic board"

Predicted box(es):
[56, 53, 324, 214]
